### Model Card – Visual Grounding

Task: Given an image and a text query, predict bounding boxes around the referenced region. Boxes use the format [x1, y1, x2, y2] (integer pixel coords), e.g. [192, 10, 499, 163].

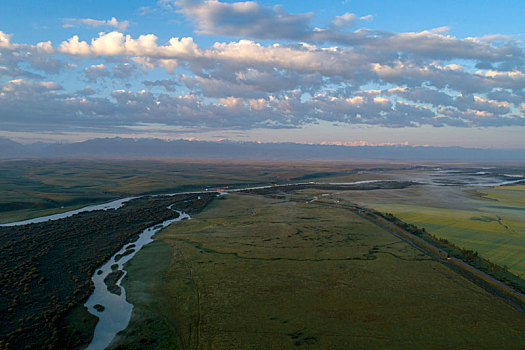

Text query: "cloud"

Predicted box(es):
[332, 13, 357, 28]
[56, 28, 524, 78]
[143, 79, 180, 91]
[0, 30, 73, 76]
[0, 31, 14, 48]
[180, 67, 325, 99]
[62, 17, 130, 31]
[1, 79, 62, 93]
[55, 31, 524, 99]
[137, 6, 156, 16]
[2, 75, 524, 132]
[113, 62, 138, 79]
[174, 0, 314, 40]
[170, 0, 523, 66]
[0, 79, 72, 130]
[77, 86, 97, 96]
[1, 0, 525, 136]
[58, 31, 199, 58]
[84, 64, 110, 82]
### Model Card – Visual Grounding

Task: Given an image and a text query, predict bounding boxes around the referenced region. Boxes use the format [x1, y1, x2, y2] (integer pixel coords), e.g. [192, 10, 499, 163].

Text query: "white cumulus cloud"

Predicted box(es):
[62, 17, 130, 31]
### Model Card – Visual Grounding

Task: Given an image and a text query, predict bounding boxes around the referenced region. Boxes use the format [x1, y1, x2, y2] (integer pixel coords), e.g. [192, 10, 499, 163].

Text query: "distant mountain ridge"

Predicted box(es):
[1, 137, 524, 161]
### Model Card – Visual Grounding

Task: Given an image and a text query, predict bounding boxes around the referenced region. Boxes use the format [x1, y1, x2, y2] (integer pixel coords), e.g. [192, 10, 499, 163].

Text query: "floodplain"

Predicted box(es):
[112, 192, 525, 348]
[0, 159, 400, 223]
[1, 159, 525, 349]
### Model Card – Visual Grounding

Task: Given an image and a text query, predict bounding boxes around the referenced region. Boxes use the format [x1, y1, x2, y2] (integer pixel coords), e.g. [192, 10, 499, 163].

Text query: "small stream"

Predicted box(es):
[84, 207, 191, 350]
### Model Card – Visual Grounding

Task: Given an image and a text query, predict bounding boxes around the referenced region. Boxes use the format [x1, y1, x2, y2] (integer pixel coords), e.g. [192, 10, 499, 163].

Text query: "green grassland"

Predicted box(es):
[111, 193, 525, 349]
[0, 159, 406, 223]
[331, 185, 525, 277]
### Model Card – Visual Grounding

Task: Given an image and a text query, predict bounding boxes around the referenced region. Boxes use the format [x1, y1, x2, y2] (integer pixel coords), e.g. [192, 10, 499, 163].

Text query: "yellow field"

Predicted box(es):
[333, 185, 525, 277]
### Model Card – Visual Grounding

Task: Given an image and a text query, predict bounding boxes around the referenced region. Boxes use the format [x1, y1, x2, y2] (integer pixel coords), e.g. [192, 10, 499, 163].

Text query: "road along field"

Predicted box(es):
[111, 192, 525, 349]
[335, 184, 525, 278]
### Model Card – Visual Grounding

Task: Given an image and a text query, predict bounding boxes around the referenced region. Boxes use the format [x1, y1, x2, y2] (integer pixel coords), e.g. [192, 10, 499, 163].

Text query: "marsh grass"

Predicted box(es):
[113, 193, 525, 349]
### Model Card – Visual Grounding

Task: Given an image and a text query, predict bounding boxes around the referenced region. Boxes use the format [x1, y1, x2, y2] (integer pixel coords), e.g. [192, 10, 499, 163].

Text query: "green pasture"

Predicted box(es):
[334, 185, 525, 277]
[111, 193, 525, 349]
[483, 185, 525, 207]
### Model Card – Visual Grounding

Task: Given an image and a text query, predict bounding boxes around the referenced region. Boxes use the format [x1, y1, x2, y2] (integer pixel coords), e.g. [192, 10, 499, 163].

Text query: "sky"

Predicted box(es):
[0, 0, 524, 148]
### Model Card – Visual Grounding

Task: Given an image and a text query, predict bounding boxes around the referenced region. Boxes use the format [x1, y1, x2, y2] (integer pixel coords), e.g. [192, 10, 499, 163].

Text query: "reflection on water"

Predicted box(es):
[0, 197, 138, 227]
[84, 209, 191, 350]
[409, 168, 525, 187]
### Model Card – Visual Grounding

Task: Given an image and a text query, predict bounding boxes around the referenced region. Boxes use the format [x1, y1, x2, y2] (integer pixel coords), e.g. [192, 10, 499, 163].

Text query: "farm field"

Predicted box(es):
[335, 184, 525, 277]
[111, 192, 525, 349]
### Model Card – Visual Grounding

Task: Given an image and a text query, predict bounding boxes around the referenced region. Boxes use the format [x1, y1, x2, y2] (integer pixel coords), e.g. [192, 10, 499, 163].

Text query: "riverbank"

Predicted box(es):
[0, 193, 216, 349]
[85, 209, 190, 350]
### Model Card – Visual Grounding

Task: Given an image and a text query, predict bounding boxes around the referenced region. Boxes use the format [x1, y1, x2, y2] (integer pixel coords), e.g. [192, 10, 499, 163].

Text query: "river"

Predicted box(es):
[84, 207, 191, 350]
[0, 197, 138, 227]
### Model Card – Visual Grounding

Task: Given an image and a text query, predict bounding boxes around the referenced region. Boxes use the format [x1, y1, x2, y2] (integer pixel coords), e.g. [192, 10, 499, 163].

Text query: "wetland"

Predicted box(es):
[1, 159, 524, 349]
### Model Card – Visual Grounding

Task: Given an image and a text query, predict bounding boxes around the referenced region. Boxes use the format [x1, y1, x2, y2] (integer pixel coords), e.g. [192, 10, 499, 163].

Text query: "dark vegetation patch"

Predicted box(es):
[93, 304, 105, 312]
[0, 197, 115, 213]
[290, 172, 342, 180]
[470, 215, 497, 222]
[288, 329, 318, 346]
[241, 181, 413, 196]
[289, 167, 403, 181]
[0, 192, 216, 350]
[57, 304, 98, 349]
[115, 249, 135, 262]
[104, 270, 125, 295]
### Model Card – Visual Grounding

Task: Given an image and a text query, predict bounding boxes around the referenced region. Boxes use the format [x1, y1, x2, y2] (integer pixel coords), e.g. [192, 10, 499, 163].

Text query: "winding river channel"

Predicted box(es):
[85, 207, 191, 350]
[0, 197, 138, 227]
[0, 180, 415, 348]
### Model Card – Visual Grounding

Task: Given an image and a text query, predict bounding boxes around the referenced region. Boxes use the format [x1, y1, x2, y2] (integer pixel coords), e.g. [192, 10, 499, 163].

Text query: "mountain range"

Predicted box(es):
[1, 137, 524, 161]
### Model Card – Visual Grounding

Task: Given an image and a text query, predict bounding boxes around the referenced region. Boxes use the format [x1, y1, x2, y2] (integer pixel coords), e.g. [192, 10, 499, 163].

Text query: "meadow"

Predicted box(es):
[0, 159, 405, 223]
[111, 192, 525, 349]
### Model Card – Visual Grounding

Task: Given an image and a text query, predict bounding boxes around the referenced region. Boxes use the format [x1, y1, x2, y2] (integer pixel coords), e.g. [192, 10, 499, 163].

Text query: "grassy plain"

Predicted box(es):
[334, 184, 525, 277]
[112, 193, 525, 349]
[0, 159, 405, 223]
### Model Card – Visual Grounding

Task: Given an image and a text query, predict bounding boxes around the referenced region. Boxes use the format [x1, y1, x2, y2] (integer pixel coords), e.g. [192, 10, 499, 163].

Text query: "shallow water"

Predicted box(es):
[0, 197, 138, 227]
[399, 169, 525, 187]
[84, 208, 191, 350]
